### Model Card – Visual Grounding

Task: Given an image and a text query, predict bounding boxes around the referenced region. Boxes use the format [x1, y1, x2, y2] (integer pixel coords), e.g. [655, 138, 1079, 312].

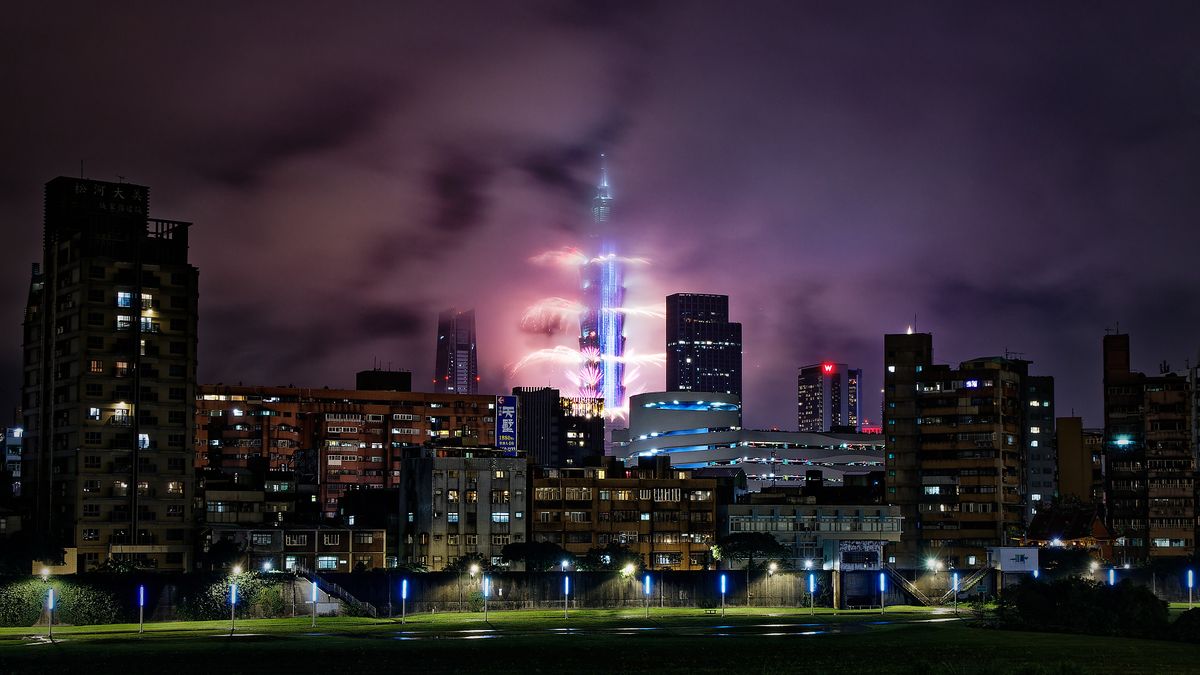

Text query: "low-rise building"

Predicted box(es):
[532, 457, 719, 570]
[206, 525, 386, 573]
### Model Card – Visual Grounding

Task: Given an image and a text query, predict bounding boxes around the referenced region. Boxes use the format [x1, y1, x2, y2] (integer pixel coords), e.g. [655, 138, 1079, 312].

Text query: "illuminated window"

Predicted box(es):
[887, 366, 896, 373]
[87, 407, 101, 421]
[923, 486, 941, 495]
[1030, 426, 1041, 434]
[117, 292, 133, 308]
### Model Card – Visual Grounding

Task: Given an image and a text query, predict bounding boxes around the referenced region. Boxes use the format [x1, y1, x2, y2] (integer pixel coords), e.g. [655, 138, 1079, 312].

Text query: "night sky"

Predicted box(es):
[3, 2, 1200, 429]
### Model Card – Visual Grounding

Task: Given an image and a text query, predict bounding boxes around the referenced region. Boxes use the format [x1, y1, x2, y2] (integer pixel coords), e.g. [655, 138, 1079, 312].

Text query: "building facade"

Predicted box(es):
[195, 385, 500, 519]
[532, 459, 718, 570]
[512, 387, 604, 468]
[797, 362, 862, 432]
[618, 392, 884, 492]
[1024, 375, 1056, 521]
[1102, 333, 1195, 562]
[665, 293, 742, 396]
[434, 308, 478, 394]
[3, 427, 21, 501]
[207, 524, 386, 573]
[724, 502, 902, 571]
[22, 177, 198, 572]
[883, 333, 1046, 567]
[397, 446, 529, 570]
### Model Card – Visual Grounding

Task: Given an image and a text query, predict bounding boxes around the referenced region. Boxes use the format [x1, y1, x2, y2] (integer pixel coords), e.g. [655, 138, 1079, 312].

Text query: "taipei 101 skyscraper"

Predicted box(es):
[577, 155, 626, 410]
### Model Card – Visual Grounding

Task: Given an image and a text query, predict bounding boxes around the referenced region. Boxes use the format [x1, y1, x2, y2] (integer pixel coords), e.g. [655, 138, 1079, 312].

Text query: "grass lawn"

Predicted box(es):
[0, 609, 1197, 674]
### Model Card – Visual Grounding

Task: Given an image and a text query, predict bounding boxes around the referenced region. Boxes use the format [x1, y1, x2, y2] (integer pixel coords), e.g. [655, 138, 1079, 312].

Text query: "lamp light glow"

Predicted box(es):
[402, 579, 409, 601]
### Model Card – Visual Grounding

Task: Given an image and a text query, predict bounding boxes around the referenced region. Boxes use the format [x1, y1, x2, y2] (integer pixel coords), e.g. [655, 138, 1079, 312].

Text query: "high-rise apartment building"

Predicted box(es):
[1102, 334, 1195, 562]
[665, 293, 742, 396]
[797, 362, 862, 432]
[434, 308, 478, 394]
[512, 387, 604, 468]
[22, 177, 198, 571]
[1024, 375, 1056, 521]
[883, 333, 1045, 567]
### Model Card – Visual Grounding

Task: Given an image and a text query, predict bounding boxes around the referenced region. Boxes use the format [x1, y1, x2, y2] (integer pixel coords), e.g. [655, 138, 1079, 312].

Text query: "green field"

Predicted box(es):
[0, 607, 1196, 674]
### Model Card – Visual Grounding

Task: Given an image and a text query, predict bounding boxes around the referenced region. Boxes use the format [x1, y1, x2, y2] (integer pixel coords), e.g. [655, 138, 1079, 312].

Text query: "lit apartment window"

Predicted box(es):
[167, 481, 184, 495]
[117, 292, 133, 308]
[317, 556, 338, 570]
[493, 470, 507, 479]
[87, 407, 101, 421]
[88, 360, 104, 374]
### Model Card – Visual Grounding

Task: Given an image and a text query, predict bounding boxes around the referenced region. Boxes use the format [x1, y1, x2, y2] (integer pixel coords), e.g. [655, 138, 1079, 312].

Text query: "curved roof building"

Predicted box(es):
[620, 392, 884, 491]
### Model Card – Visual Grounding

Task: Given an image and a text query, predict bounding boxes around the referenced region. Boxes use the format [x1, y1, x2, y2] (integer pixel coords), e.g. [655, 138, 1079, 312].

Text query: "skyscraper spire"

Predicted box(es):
[592, 153, 612, 225]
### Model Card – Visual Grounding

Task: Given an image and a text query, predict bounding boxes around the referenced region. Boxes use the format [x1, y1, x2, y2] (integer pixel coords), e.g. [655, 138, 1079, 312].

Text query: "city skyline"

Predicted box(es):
[3, 3, 1200, 431]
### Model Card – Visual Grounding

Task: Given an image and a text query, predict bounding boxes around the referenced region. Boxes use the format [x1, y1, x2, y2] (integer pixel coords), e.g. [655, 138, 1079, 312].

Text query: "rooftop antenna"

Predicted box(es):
[116, 174, 126, 184]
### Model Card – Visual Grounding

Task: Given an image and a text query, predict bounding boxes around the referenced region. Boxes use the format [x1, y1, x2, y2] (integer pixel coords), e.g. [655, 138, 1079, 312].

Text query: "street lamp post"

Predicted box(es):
[401, 578, 408, 624]
[229, 564, 241, 636]
[311, 580, 318, 628]
[483, 575, 491, 621]
[644, 574, 651, 619]
[720, 573, 726, 618]
[879, 571, 886, 614]
[467, 563, 480, 613]
[1108, 568, 1115, 586]
[808, 572, 816, 616]
[952, 571, 959, 615]
[138, 585, 145, 634]
[46, 588, 54, 641]
[562, 560, 570, 619]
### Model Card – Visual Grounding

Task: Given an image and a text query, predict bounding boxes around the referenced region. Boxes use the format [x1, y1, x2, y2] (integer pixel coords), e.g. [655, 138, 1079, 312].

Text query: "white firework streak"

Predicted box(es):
[520, 297, 663, 331]
[529, 247, 653, 268]
[509, 347, 665, 372]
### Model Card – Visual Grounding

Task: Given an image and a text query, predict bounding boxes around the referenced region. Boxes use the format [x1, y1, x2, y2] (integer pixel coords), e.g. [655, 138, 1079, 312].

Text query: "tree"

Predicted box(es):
[712, 533, 789, 605]
[579, 543, 642, 572]
[500, 541, 572, 572]
[444, 552, 492, 574]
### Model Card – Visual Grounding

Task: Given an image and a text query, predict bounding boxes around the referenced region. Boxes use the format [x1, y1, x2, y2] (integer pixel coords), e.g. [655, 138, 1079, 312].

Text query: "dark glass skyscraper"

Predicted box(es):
[434, 308, 478, 394]
[797, 362, 862, 432]
[665, 293, 742, 396]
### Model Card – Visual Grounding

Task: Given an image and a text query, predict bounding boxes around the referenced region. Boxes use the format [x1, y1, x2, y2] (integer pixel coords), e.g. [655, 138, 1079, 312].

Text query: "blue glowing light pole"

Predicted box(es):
[401, 578, 409, 624]
[1033, 569, 1040, 580]
[311, 580, 318, 628]
[644, 574, 652, 619]
[1187, 569, 1194, 609]
[563, 574, 570, 619]
[952, 572, 960, 615]
[720, 573, 727, 617]
[229, 580, 238, 635]
[47, 588, 55, 640]
[138, 584, 146, 634]
[562, 560, 570, 619]
[879, 572, 887, 614]
[1108, 568, 1115, 586]
[808, 572, 816, 616]
[483, 575, 491, 621]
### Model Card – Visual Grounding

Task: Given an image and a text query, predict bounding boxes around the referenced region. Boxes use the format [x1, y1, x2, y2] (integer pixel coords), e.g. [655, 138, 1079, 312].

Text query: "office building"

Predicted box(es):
[397, 445, 529, 570]
[617, 392, 885, 491]
[22, 177, 198, 572]
[797, 362, 862, 432]
[434, 308, 478, 394]
[665, 293, 742, 396]
[206, 524, 387, 573]
[195, 384, 500, 520]
[883, 332, 1049, 567]
[532, 457, 718, 570]
[512, 387, 604, 468]
[1102, 333, 1195, 562]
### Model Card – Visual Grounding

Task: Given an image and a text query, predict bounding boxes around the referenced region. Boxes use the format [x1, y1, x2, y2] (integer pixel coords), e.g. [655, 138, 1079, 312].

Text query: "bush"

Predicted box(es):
[0, 577, 128, 627]
[1169, 608, 1200, 643]
[175, 573, 288, 621]
[993, 577, 1168, 639]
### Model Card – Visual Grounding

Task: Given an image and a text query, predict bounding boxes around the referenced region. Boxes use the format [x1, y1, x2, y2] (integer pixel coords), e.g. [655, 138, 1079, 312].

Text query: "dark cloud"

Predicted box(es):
[3, 2, 1200, 427]
[428, 153, 493, 234]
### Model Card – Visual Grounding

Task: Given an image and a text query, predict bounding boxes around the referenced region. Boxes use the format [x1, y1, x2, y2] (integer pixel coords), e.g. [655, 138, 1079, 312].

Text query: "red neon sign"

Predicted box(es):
[822, 363, 835, 374]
